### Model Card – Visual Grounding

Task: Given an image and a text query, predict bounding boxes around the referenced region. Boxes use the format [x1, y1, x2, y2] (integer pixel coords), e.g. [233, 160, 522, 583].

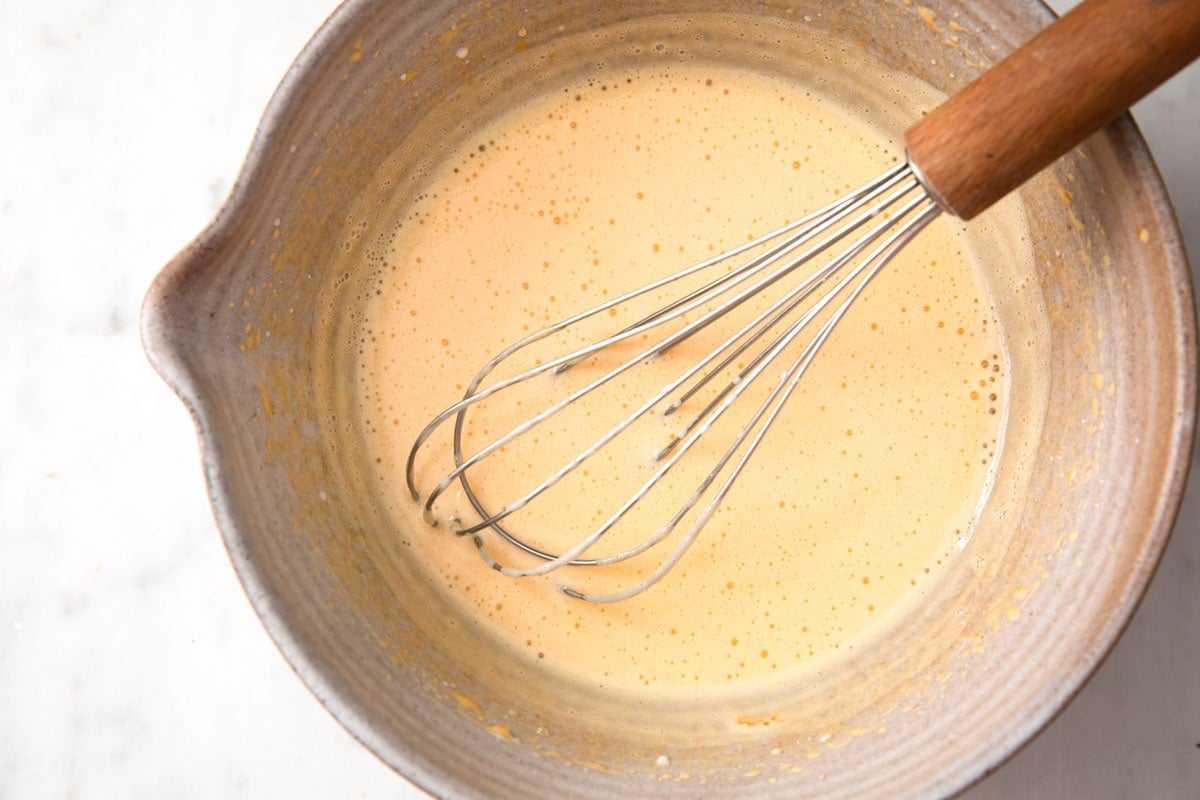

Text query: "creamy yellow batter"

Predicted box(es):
[355, 63, 1008, 693]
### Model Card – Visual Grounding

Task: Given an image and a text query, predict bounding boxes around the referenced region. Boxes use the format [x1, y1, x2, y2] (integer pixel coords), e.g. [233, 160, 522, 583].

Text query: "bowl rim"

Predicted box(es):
[139, 2, 463, 796]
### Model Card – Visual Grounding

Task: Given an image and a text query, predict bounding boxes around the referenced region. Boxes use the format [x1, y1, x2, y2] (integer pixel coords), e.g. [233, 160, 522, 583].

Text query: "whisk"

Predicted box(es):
[406, 0, 1200, 602]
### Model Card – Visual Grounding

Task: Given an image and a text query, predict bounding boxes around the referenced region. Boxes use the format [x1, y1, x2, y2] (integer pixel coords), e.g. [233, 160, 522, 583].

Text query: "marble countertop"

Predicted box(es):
[1, 0, 1196, 797]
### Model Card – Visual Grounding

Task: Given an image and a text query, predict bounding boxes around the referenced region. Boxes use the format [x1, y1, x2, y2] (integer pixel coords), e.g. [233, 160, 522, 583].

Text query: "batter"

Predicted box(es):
[355, 63, 1008, 693]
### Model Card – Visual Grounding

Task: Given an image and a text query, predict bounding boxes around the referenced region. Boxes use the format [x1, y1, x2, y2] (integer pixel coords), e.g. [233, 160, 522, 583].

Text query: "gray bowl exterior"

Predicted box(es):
[141, 1, 1196, 798]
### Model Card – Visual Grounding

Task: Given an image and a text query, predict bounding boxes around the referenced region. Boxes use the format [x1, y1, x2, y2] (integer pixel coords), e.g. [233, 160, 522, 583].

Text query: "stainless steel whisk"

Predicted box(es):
[406, 0, 1200, 602]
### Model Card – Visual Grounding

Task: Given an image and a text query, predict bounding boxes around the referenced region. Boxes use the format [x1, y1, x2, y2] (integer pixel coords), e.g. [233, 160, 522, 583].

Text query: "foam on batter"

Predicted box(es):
[355, 62, 1010, 694]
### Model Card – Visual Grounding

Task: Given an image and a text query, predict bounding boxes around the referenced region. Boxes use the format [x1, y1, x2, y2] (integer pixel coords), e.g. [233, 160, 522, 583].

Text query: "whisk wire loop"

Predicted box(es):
[407, 161, 943, 600]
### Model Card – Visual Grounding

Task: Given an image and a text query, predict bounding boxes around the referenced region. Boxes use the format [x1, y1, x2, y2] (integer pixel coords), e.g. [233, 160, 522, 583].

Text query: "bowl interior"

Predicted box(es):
[142, 0, 1195, 797]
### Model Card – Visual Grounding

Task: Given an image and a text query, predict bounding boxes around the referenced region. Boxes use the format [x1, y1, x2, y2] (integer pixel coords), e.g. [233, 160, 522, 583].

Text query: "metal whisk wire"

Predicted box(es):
[405, 160, 941, 600]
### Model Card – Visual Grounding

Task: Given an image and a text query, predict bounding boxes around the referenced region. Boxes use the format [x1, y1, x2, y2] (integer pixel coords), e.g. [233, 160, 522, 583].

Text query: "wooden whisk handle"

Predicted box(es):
[904, 0, 1200, 220]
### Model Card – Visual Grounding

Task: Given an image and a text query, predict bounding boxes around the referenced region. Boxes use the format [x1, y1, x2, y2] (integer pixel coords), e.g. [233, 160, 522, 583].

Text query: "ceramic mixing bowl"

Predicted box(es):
[142, 0, 1195, 796]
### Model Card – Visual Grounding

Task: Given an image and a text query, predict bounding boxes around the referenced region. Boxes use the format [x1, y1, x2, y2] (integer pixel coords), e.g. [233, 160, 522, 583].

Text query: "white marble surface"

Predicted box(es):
[0, 1, 1195, 797]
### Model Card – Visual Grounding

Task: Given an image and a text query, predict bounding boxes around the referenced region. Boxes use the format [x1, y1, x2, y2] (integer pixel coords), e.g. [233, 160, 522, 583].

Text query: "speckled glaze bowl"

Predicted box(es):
[142, 0, 1195, 797]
